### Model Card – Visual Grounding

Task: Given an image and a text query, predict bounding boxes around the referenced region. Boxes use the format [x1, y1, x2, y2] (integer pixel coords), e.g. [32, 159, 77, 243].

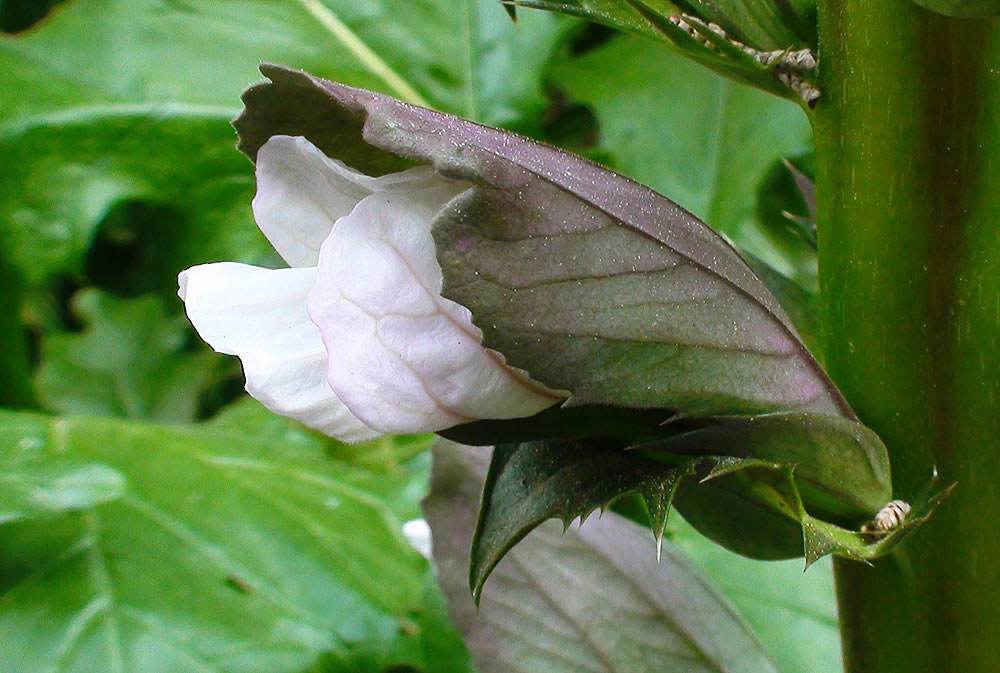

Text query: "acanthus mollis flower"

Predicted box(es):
[181, 64, 910, 564]
[179, 134, 566, 443]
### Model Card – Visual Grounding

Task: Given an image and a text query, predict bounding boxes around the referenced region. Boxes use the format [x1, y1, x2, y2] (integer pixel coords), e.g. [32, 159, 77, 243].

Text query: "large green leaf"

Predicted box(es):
[548, 33, 815, 282]
[0, 410, 469, 673]
[36, 290, 221, 422]
[207, 398, 439, 522]
[0, 109, 269, 290]
[0, 0, 571, 289]
[0, 430, 125, 524]
[425, 440, 780, 673]
[0, 0, 567, 120]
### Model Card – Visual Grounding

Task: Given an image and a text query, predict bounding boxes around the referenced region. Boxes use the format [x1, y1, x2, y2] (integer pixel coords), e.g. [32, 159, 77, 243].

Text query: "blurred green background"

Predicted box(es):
[0, 1, 833, 672]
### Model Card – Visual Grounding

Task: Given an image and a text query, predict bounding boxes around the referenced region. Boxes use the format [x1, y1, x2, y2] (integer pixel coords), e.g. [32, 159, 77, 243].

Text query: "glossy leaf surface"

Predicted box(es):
[0, 450, 124, 525]
[0, 410, 469, 673]
[0, 0, 570, 289]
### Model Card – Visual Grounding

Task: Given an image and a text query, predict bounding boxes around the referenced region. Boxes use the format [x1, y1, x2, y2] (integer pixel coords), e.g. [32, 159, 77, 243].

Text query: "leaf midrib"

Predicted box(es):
[293, 0, 430, 107]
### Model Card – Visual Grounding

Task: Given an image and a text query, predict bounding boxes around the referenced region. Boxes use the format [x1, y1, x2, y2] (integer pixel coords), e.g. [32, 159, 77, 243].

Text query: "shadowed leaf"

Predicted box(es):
[466, 412, 898, 591]
[0, 0, 571, 289]
[469, 437, 691, 598]
[425, 440, 781, 673]
[505, 0, 814, 101]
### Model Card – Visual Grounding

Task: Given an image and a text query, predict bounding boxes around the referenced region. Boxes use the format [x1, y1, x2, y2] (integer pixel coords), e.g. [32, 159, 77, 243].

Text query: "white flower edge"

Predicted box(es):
[178, 263, 380, 443]
[179, 135, 565, 442]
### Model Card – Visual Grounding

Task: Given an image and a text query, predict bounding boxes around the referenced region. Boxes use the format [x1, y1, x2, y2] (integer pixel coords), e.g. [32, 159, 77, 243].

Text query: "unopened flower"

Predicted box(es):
[179, 135, 564, 442]
[199, 65, 909, 566]
[184, 63, 858, 446]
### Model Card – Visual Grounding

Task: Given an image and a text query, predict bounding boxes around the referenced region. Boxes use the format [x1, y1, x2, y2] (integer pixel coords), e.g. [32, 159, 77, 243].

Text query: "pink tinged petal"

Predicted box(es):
[307, 184, 565, 435]
[178, 262, 379, 443]
[252, 135, 438, 267]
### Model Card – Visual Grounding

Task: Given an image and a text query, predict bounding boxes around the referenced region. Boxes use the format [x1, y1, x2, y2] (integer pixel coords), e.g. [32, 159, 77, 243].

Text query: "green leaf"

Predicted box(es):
[637, 412, 892, 523]
[425, 440, 781, 673]
[674, 0, 815, 49]
[756, 155, 816, 250]
[465, 410, 910, 591]
[0, 460, 124, 524]
[469, 438, 689, 598]
[0, 410, 468, 673]
[0, 243, 36, 408]
[207, 399, 436, 523]
[911, 0, 1000, 16]
[0, 0, 571, 289]
[511, 0, 814, 102]
[675, 459, 949, 566]
[0, 107, 269, 289]
[548, 32, 815, 283]
[0, 421, 125, 522]
[504, 0, 682, 44]
[36, 289, 221, 422]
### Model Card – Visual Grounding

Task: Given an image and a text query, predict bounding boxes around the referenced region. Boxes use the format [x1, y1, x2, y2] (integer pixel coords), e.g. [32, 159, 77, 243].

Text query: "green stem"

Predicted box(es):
[814, 2, 1000, 672]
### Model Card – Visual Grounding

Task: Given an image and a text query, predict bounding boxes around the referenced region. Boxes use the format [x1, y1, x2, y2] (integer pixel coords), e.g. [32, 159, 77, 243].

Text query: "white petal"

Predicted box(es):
[253, 135, 439, 267]
[178, 262, 379, 443]
[306, 184, 563, 435]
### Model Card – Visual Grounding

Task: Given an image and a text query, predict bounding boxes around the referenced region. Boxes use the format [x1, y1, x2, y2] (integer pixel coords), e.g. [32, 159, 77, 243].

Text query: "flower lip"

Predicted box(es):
[177, 262, 380, 443]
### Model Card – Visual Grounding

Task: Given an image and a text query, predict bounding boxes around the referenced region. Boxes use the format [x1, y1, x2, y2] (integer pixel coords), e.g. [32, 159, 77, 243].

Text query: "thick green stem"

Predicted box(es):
[815, 3, 1000, 672]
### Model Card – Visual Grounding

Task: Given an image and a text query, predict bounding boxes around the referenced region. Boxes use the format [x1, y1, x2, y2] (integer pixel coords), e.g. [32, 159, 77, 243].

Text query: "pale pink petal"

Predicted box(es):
[306, 183, 565, 435]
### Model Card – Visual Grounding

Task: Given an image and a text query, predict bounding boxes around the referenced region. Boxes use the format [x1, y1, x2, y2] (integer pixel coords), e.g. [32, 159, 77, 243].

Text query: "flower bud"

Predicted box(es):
[182, 64, 907, 565]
